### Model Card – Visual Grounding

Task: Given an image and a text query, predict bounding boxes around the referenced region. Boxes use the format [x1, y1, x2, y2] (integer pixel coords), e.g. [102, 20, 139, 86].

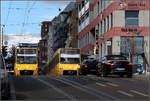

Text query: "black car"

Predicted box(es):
[98, 55, 133, 78]
[80, 58, 99, 75]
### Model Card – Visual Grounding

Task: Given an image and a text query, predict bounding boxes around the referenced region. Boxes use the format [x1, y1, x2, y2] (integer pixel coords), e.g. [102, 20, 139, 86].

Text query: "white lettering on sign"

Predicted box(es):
[60, 54, 80, 58]
[17, 54, 36, 56]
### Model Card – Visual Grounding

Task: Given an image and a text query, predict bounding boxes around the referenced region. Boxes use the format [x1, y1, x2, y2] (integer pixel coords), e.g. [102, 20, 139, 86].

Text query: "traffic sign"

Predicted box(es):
[106, 41, 111, 46]
[128, 47, 131, 52]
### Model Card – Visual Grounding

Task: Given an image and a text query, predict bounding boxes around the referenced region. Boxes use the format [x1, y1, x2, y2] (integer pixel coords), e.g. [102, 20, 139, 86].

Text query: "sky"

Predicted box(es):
[1, 0, 72, 47]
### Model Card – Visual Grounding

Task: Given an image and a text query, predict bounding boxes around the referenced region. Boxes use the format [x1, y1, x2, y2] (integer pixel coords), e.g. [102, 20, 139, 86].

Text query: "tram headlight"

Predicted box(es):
[60, 67, 63, 71]
[16, 68, 20, 70]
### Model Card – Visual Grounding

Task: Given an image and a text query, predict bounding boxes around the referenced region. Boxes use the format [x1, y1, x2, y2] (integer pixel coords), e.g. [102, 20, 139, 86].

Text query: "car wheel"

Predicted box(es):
[83, 72, 87, 75]
[120, 74, 124, 77]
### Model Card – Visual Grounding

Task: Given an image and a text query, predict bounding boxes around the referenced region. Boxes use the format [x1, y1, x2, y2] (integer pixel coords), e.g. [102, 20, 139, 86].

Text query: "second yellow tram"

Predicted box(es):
[42, 48, 81, 76]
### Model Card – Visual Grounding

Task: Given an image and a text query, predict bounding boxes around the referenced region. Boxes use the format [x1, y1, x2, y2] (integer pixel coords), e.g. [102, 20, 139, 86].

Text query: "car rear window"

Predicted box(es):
[115, 61, 128, 65]
[107, 56, 127, 60]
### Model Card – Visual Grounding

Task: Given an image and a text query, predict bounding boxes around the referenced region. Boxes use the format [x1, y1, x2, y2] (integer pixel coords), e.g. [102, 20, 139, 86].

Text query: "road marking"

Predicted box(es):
[32, 77, 75, 100]
[126, 79, 136, 82]
[57, 77, 119, 100]
[106, 82, 119, 87]
[96, 82, 106, 87]
[50, 76, 106, 99]
[117, 90, 134, 97]
[81, 77, 88, 81]
[130, 90, 148, 97]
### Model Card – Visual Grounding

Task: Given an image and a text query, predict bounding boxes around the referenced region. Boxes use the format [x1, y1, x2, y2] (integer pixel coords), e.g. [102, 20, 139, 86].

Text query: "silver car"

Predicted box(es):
[0, 53, 10, 100]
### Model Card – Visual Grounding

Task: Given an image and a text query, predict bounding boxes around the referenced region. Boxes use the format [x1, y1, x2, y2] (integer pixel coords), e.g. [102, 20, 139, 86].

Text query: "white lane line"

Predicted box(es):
[106, 82, 119, 87]
[59, 77, 119, 100]
[32, 77, 75, 100]
[126, 79, 136, 82]
[96, 82, 106, 87]
[81, 77, 88, 81]
[130, 90, 148, 97]
[117, 90, 134, 97]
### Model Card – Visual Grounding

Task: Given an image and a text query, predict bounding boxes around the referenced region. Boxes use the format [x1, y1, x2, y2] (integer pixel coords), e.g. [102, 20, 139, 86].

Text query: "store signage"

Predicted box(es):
[128, 2, 145, 7]
[121, 28, 137, 32]
[106, 41, 111, 46]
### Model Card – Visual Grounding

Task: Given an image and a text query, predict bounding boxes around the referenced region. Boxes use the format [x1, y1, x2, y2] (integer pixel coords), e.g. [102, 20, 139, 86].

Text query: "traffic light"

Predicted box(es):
[96, 45, 99, 54]
[94, 44, 99, 55]
[96, 34, 98, 40]
[2, 45, 7, 57]
[94, 46, 96, 55]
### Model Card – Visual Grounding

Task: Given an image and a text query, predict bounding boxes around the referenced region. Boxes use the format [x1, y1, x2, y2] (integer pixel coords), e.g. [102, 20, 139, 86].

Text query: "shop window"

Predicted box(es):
[120, 37, 143, 54]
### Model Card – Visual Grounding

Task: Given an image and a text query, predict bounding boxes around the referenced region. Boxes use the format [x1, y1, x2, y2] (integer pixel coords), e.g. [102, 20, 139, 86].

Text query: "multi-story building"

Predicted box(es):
[47, 2, 78, 61]
[65, 6, 78, 48]
[38, 21, 51, 67]
[77, 0, 149, 72]
[47, 20, 54, 61]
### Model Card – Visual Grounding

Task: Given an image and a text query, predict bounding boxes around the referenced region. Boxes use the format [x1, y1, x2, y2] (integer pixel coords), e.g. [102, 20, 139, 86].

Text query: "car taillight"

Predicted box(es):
[84, 64, 87, 68]
[115, 60, 120, 61]
[106, 62, 114, 66]
[128, 62, 132, 65]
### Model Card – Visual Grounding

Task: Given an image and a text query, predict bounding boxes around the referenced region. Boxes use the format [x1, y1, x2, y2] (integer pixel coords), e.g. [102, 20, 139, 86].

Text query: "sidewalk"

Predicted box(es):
[133, 72, 150, 81]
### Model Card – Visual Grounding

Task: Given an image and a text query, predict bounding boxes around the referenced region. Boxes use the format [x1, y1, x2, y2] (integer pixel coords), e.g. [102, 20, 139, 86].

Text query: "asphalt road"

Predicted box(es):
[10, 75, 149, 100]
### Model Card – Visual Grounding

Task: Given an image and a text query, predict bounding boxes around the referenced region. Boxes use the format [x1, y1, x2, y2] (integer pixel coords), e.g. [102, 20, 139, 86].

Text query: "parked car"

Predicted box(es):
[79, 56, 99, 75]
[97, 55, 133, 78]
[0, 53, 10, 99]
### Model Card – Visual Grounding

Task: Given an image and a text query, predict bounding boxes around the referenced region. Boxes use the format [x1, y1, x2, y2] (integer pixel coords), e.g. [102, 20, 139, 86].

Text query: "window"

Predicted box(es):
[100, 21, 102, 35]
[125, 11, 139, 27]
[110, 13, 113, 29]
[85, 11, 89, 20]
[79, 19, 81, 25]
[87, 32, 89, 44]
[100, 0, 102, 13]
[82, 1, 85, 8]
[107, 16, 109, 31]
[104, 19, 106, 33]
[97, 24, 99, 39]
[79, 4, 81, 11]
[120, 37, 144, 54]
[98, 2, 99, 14]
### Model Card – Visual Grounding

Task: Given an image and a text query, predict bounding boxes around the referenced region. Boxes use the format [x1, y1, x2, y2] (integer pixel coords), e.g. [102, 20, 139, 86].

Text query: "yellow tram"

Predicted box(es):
[14, 44, 38, 76]
[42, 48, 81, 76]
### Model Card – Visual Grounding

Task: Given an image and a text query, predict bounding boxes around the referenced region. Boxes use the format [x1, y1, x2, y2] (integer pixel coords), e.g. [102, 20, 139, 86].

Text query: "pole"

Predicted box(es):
[0, 25, 4, 52]
[0, 26, 1, 52]
[2, 26, 3, 47]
